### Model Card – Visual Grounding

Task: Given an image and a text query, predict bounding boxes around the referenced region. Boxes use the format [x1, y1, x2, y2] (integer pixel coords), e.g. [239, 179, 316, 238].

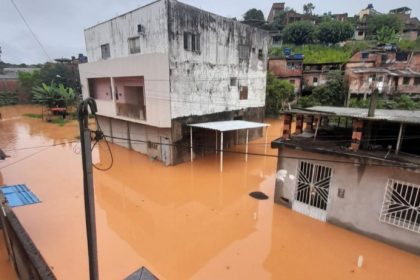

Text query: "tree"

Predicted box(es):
[32, 82, 76, 109]
[376, 26, 398, 45]
[283, 21, 316, 45]
[367, 15, 403, 36]
[266, 72, 295, 115]
[243, 9, 265, 27]
[17, 70, 41, 102]
[317, 21, 354, 44]
[311, 70, 346, 106]
[271, 11, 286, 31]
[303, 3, 315, 15]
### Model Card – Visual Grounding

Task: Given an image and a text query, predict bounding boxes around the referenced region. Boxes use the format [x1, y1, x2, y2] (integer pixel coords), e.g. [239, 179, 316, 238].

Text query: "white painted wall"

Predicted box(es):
[84, 0, 168, 62]
[168, 0, 269, 119]
[79, 54, 171, 128]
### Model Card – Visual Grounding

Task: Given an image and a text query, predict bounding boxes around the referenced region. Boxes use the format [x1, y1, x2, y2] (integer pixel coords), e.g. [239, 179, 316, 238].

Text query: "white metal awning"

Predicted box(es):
[188, 120, 270, 132]
[187, 120, 271, 172]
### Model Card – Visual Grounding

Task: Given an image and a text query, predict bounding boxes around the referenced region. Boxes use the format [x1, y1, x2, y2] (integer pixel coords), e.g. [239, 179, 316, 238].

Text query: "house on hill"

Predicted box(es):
[79, 0, 270, 165]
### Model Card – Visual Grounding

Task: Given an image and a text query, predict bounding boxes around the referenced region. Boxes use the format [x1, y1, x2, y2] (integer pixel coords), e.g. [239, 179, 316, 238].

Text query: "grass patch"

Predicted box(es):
[50, 117, 70, 126]
[269, 41, 376, 64]
[23, 113, 43, 119]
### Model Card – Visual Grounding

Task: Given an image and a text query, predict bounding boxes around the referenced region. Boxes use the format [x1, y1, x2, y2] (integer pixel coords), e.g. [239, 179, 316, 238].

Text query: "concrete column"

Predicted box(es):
[395, 123, 405, 155]
[350, 118, 363, 151]
[282, 114, 292, 139]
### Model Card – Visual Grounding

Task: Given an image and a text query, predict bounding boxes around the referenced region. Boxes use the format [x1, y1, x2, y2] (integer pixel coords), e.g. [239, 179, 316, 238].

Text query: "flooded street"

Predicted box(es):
[1, 105, 420, 279]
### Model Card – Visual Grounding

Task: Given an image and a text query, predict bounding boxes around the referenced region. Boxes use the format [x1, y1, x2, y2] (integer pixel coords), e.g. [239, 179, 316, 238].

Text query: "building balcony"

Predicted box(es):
[116, 103, 146, 120]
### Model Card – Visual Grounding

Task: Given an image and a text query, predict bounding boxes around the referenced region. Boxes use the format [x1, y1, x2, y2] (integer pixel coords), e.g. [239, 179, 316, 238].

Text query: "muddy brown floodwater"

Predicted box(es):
[1, 105, 420, 280]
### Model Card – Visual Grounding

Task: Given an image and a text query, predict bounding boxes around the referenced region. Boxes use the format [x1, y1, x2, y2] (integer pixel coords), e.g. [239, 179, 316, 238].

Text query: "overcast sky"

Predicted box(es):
[1, 0, 419, 64]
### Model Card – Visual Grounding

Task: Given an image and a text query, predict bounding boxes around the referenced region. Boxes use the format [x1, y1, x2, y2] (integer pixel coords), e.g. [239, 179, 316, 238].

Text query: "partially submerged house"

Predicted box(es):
[79, 0, 270, 165]
[271, 106, 420, 254]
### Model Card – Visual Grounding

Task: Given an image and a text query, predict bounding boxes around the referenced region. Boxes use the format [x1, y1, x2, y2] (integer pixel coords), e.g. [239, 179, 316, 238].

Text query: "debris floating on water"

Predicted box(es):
[249, 191, 269, 200]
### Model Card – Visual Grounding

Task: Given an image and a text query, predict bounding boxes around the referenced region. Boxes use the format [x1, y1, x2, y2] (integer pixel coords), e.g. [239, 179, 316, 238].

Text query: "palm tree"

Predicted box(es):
[303, 3, 315, 15]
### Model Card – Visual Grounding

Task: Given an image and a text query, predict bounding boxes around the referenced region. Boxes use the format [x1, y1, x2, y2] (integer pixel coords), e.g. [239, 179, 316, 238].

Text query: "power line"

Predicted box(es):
[10, 0, 52, 61]
[103, 135, 420, 168]
[0, 146, 51, 170]
[3, 140, 79, 152]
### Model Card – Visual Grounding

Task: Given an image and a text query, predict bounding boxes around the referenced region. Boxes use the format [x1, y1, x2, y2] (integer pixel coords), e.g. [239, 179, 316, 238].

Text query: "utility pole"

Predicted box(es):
[78, 98, 99, 280]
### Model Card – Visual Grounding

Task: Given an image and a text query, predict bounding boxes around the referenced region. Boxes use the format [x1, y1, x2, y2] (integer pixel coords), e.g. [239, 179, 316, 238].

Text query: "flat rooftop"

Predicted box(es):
[296, 106, 420, 124]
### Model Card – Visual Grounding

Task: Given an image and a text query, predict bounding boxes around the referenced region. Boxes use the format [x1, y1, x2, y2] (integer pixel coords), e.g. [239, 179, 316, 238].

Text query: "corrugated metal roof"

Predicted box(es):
[303, 106, 420, 124]
[0, 184, 41, 207]
[188, 120, 270, 132]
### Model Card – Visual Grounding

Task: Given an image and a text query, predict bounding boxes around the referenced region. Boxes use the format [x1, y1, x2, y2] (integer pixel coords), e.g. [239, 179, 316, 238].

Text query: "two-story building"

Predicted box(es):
[346, 49, 420, 99]
[79, 0, 270, 165]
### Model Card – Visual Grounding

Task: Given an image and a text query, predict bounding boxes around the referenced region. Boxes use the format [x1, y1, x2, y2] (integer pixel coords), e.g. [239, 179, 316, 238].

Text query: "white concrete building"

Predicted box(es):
[79, 0, 270, 165]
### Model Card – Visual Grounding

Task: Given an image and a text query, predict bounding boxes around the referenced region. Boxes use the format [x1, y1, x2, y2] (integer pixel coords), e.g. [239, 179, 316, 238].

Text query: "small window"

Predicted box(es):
[361, 52, 369, 59]
[128, 37, 140, 54]
[313, 77, 318, 86]
[101, 44, 110, 60]
[258, 49, 263, 60]
[183, 32, 200, 52]
[230, 77, 237, 87]
[239, 45, 250, 62]
[415, 77, 420, 85]
[381, 54, 387, 64]
[289, 79, 295, 85]
[287, 62, 294, 69]
[147, 141, 158, 150]
[137, 24, 145, 34]
[239, 86, 248, 100]
[380, 179, 420, 233]
[403, 77, 410, 85]
[358, 31, 364, 36]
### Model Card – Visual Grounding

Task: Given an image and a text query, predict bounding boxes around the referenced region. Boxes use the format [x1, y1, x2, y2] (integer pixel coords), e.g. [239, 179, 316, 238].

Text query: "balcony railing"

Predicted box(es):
[116, 103, 146, 120]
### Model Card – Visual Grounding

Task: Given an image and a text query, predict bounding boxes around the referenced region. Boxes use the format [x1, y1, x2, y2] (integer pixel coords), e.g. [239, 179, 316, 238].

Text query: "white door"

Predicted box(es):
[160, 137, 170, 166]
[292, 161, 332, 222]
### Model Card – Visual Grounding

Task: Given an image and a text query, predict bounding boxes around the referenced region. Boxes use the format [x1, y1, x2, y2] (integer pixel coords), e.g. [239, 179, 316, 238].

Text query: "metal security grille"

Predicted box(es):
[380, 179, 420, 233]
[296, 161, 332, 211]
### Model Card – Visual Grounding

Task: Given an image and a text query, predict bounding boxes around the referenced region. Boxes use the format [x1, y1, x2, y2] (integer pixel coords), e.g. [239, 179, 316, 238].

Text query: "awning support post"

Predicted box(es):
[395, 123, 404, 155]
[264, 126, 269, 154]
[190, 126, 193, 162]
[215, 130, 218, 154]
[220, 132, 224, 172]
[245, 129, 249, 162]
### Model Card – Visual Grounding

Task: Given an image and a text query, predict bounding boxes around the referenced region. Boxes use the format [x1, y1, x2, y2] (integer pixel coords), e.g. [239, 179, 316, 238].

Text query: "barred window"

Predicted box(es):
[147, 141, 158, 150]
[380, 179, 420, 233]
[239, 45, 250, 62]
[128, 37, 140, 54]
[183, 32, 200, 52]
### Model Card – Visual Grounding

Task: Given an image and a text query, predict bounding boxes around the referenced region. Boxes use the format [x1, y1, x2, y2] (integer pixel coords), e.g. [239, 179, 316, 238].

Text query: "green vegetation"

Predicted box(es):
[23, 113, 43, 119]
[270, 41, 376, 63]
[317, 21, 354, 45]
[17, 63, 80, 104]
[376, 26, 398, 45]
[32, 82, 77, 109]
[283, 21, 317, 45]
[397, 38, 420, 52]
[0, 91, 18, 106]
[243, 8, 265, 27]
[367, 14, 403, 37]
[266, 72, 295, 115]
[51, 117, 70, 126]
[303, 3, 315, 15]
[297, 70, 346, 107]
[349, 95, 420, 110]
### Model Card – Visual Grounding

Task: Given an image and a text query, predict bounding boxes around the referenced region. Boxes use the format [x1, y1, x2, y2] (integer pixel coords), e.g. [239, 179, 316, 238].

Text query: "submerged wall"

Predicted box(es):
[274, 147, 420, 254]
